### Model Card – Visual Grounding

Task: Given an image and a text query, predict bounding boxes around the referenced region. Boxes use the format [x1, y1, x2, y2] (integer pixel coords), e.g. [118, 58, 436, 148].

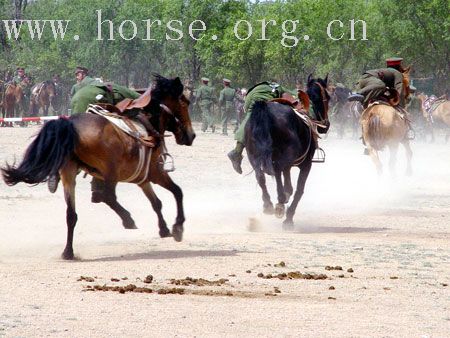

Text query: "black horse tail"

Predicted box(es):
[2, 118, 78, 186]
[249, 101, 274, 175]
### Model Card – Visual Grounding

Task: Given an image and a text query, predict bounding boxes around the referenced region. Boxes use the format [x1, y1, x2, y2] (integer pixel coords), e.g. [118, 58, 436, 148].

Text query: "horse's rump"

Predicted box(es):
[362, 103, 409, 150]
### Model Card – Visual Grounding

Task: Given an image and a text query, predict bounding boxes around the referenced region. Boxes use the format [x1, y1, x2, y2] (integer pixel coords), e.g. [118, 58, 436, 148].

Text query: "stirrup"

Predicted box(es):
[312, 147, 326, 163]
[158, 152, 175, 172]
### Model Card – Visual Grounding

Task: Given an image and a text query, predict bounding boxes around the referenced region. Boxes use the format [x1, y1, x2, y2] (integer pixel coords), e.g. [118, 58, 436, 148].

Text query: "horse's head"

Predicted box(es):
[44, 80, 57, 106]
[148, 75, 196, 146]
[306, 74, 330, 133]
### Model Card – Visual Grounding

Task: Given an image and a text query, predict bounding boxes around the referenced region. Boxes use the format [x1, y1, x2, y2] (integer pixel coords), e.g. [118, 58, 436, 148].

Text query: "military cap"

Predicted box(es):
[75, 66, 89, 75]
[223, 78, 231, 84]
[386, 57, 403, 67]
[201, 77, 209, 82]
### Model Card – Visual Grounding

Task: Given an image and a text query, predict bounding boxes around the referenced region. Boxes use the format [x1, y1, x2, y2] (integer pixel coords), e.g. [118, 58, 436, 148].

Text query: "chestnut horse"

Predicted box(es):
[361, 67, 412, 176]
[29, 80, 57, 116]
[1, 82, 25, 126]
[417, 93, 450, 143]
[2, 76, 196, 259]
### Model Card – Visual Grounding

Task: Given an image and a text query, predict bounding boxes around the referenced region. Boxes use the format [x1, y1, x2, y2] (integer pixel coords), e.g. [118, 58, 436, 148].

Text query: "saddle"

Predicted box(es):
[116, 87, 152, 113]
[91, 103, 156, 147]
[270, 90, 310, 112]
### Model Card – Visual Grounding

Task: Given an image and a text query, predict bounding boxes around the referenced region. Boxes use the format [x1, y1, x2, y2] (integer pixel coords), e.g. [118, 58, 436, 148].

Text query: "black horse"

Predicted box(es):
[245, 75, 330, 228]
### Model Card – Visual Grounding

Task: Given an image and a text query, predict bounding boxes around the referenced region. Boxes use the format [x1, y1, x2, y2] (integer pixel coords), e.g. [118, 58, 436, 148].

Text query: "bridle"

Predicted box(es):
[313, 81, 329, 123]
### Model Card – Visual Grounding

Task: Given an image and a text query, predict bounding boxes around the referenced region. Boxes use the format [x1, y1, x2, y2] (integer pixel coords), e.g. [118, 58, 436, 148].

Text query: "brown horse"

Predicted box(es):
[417, 93, 450, 143]
[1, 82, 25, 127]
[29, 80, 57, 116]
[2, 75, 196, 260]
[361, 68, 412, 176]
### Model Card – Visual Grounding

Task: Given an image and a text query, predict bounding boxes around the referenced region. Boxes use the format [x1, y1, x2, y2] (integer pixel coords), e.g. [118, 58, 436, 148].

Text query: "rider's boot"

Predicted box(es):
[227, 142, 244, 174]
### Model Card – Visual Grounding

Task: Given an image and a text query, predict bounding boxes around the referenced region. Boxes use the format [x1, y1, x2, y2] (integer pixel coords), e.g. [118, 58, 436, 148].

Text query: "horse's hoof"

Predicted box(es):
[263, 204, 274, 215]
[282, 219, 294, 231]
[159, 227, 172, 238]
[61, 250, 74, 260]
[123, 221, 137, 229]
[275, 203, 285, 219]
[172, 225, 183, 242]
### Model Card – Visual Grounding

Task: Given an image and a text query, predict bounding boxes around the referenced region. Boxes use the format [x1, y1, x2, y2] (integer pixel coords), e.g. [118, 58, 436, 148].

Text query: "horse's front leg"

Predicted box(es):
[60, 161, 79, 260]
[283, 161, 312, 229]
[274, 170, 286, 219]
[255, 169, 273, 214]
[283, 168, 293, 201]
[153, 172, 184, 242]
[140, 182, 171, 238]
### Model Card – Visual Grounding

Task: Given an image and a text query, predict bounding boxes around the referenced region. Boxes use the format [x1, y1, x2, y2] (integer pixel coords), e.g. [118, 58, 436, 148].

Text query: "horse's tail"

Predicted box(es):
[2, 118, 78, 186]
[248, 101, 274, 175]
[368, 114, 382, 150]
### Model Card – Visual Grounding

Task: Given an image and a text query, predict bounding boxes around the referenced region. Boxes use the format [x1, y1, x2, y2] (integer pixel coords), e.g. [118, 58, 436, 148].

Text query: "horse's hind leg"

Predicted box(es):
[388, 143, 399, 178]
[368, 147, 382, 175]
[274, 170, 286, 219]
[102, 180, 137, 229]
[283, 161, 312, 229]
[60, 161, 79, 260]
[255, 169, 274, 214]
[140, 182, 171, 238]
[402, 139, 413, 176]
[153, 172, 184, 242]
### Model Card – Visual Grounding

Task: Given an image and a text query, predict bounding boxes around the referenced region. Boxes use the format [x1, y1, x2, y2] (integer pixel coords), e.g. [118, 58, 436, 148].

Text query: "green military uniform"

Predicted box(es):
[196, 78, 216, 132]
[357, 68, 405, 108]
[219, 79, 236, 135]
[70, 81, 140, 114]
[70, 75, 96, 97]
[234, 82, 291, 144]
[12, 74, 25, 84]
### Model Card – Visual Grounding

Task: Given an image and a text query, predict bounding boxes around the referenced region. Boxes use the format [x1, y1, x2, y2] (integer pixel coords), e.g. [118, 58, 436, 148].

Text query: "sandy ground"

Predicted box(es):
[0, 122, 449, 337]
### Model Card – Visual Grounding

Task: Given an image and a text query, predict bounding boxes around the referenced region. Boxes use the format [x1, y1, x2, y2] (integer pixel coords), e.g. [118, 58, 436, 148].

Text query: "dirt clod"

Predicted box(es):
[143, 275, 153, 284]
[329, 286, 335, 290]
[347, 268, 354, 273]
[274, 261, 286, 268]
[325, 266, 343, 271]
[257, 271, 328, 280]
[77, 276, 95, 282]
[169, 277, 228, 287]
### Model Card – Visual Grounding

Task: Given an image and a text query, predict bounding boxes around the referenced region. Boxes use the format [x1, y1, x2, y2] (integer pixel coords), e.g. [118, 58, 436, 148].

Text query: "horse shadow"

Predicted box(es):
[291, 225, 388, 234]
[80, 249, 240, 263]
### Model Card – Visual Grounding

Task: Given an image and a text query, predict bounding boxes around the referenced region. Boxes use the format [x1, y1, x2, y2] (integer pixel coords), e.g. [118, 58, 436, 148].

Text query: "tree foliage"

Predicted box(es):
[0, 0, 448, 93]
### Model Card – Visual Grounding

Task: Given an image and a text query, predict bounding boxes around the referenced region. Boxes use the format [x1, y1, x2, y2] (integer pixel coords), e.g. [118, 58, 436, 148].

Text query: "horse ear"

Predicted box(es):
[307, 73, 313, 84]
[298, 90, 310, 112]
[324, 73, 329, 85]
[403, 65, 411, 74]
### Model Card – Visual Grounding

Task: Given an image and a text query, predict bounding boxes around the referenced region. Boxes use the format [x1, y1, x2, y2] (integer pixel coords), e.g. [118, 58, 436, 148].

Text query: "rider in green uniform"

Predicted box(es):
[227, 81, 293, 174]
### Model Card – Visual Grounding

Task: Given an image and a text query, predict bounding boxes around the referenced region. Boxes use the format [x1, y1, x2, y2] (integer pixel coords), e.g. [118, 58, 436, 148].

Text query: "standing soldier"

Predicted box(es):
[218, 78, 236, 135]
[70, 66, 96, 98]
[196, 77, 216, 133]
